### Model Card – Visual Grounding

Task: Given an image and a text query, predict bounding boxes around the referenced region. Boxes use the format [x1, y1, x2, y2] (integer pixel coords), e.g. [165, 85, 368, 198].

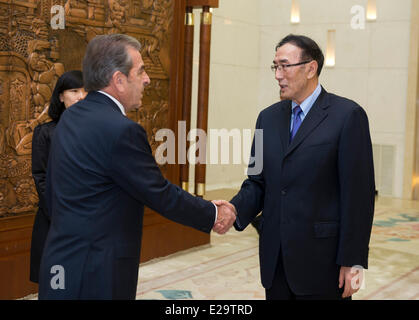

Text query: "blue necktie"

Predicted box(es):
[290, 106, 302, 143]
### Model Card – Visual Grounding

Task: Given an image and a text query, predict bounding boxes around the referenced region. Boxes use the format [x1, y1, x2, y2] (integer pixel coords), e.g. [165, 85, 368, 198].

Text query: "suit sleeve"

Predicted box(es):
[32, 124, 50, 214]
[230, 113, 265, 231]
[336, 106, 375, 269]
[109, 122, 215, 233]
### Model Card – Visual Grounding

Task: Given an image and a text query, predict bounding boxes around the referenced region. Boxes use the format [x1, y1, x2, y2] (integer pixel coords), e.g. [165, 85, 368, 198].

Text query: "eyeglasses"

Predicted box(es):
[271, 60, 312, 73]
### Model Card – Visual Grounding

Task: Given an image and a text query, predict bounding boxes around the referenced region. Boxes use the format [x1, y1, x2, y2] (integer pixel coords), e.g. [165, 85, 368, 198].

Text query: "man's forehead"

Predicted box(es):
[137, 56, 145, 68]
[275, 43, 302, 60]
[127, 47, 143, 63]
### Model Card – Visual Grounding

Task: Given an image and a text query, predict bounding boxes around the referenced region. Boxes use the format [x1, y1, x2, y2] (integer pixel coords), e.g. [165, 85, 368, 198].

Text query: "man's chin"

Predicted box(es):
[279, 92, 288, 101]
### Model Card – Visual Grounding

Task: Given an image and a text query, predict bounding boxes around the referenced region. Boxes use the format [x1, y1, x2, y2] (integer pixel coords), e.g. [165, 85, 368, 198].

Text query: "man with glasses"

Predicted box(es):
[214, 34, 375, 300]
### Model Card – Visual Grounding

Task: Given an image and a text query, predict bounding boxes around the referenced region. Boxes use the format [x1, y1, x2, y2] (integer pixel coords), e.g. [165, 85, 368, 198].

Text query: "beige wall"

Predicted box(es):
[403, 0, 419, 199]
[187, 0, 416, 199]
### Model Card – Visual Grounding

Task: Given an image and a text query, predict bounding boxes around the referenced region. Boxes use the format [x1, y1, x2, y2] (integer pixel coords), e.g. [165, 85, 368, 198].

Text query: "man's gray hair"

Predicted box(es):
[82, 34, 142, 91]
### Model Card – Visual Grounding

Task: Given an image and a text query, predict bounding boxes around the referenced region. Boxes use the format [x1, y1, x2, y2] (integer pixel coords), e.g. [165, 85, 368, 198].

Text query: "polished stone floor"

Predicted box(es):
[135, 189, 419, 300]
[22, 190, 419, 300]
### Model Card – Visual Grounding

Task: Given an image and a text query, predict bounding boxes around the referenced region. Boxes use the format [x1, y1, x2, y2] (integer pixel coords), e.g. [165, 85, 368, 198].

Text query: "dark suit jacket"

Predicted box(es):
[30, 121, 56, 283]
[231, 87, 375, 295]
[38, 91, 215, 300]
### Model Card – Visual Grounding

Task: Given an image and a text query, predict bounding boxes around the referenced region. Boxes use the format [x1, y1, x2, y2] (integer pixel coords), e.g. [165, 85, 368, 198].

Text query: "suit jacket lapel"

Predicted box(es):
[285, 88, 330, 158]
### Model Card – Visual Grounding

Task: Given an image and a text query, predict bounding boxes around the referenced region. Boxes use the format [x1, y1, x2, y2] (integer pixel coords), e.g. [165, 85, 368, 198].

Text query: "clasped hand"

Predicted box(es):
[211, 200, 237, 234]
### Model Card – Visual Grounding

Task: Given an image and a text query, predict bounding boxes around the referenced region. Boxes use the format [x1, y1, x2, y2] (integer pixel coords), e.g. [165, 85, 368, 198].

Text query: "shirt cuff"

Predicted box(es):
[212, 202, 218, 226]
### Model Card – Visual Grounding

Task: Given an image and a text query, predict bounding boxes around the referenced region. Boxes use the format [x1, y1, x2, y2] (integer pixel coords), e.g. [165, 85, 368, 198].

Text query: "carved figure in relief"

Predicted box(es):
[6, 38, 63, 156]
[27, 40, 64, 117]
[9, 106, 51, 156]
[106, 0, 127, 31]
[87, 0, 104, 20]
[142, 0, 153, 10]
[65, 0, 88, 19]
[138, 99, 168, 154]
[0, 0, 174, 218]
[30, 18, 49, 41]
[15, 177, 38, 209]
[146, 0, 172, 57]
[6, 76, 34, 155]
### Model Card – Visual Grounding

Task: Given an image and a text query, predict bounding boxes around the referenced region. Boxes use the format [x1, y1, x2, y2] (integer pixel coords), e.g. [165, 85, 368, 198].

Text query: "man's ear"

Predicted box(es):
[112, 71, 125, 92]
[307, 61, 318, 80]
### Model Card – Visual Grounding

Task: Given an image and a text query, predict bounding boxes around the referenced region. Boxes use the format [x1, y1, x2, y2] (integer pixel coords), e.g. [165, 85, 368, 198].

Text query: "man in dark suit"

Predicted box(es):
[38, 34, 236, 300]
[214, 34, 375, 300]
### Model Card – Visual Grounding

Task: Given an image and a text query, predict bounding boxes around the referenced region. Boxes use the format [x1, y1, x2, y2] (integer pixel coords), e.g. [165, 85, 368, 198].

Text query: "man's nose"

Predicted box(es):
[144, 72, 151, 86]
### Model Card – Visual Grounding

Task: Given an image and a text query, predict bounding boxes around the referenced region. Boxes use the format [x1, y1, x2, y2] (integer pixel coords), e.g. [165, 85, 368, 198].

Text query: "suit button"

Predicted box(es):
[281, 190, 287, 196]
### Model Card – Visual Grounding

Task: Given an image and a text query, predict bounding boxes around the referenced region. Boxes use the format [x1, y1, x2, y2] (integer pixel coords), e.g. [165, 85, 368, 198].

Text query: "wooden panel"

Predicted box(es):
[141, 218, 209, 263]
[0, 214, 37, 299]
[187, 0, 219, 8]
[0, 212, 210, 299]
[0, 0, 179, 217]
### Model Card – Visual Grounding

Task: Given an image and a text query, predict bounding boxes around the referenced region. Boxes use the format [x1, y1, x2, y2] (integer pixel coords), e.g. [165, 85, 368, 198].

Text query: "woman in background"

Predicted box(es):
[30, 70, 86, 283]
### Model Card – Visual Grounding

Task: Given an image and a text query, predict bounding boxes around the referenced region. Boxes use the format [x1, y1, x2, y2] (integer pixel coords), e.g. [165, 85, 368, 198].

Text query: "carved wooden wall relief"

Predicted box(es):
[0, 0, 174, 218]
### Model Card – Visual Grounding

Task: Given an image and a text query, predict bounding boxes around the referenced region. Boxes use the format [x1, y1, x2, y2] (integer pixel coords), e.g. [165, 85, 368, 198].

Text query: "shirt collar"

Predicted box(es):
[291, 83, 322, 116]
[98, 90, 126, 116]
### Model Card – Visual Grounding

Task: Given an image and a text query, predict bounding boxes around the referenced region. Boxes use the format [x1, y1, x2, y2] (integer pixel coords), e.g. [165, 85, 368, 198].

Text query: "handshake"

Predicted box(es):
[211, 200, 237, 235]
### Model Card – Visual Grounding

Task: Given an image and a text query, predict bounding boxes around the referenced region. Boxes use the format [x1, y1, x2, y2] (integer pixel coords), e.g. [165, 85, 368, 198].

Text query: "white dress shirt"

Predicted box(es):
[98, 90, 126, 116]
